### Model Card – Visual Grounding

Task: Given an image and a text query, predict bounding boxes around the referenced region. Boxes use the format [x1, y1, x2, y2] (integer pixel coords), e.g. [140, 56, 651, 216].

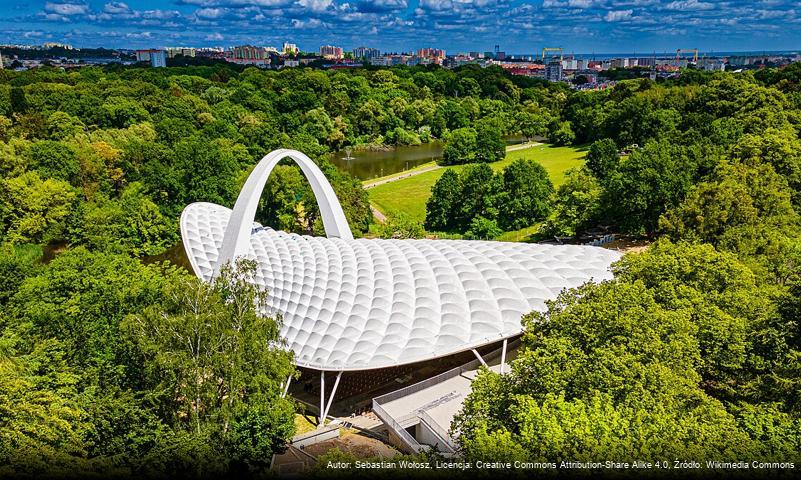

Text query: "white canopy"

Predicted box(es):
[180, 149, 621, 371]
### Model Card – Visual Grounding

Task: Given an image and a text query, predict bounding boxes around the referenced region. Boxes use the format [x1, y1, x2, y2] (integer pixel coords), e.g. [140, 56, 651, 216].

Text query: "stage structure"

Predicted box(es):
[180, 149, 621, 424]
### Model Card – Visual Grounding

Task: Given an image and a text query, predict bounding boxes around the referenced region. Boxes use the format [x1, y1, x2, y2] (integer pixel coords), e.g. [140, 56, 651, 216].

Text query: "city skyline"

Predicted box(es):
[1, 1, 800, 53]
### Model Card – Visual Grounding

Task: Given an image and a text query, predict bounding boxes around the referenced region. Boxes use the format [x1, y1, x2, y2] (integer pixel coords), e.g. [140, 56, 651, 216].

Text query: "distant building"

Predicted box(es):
[0, 51, 3, 70]
[574, 70, 598, 84]
[416, 47, 446, 64]
[320, 45, 344, 59]
[229, 45, 271, 65]
[42, 42, 73, 50]
[283, 42, 299, 55]
[135, 49, 166, 68]
[165, 47, 196, 58]
[701, 59, 726, 72]
[610, 58, 628, 69]
[496, 51, 506, 61]
[545, 60, 563, 82]
[352, 46, 380, 60]
[637, 57, 656, 67]
[561, 58, 578, 70]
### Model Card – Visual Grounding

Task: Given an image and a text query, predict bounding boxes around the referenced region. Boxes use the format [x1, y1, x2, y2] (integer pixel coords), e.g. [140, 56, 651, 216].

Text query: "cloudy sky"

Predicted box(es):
[1, 0, 799, 53]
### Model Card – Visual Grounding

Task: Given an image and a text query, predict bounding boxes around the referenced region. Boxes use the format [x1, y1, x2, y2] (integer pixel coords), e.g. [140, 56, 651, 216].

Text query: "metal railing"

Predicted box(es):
[418, 410, 457, 453]
[372, 402, 425, 454]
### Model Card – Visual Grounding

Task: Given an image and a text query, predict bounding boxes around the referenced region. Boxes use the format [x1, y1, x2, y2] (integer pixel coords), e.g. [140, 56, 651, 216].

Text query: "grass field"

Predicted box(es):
[368, 144, 587, 223]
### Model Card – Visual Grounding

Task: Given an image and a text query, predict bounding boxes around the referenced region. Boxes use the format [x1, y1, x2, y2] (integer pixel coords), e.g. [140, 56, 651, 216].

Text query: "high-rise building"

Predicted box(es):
[135, 49, 167, 68]
[545, 60, 563, 82]
[320, 45, 344, 59]
[283, 42, 299, 55]
[353, 46, 380, 60]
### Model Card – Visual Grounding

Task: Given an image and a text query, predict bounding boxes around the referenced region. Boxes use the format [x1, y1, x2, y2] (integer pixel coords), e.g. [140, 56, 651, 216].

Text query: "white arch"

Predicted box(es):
[215, 148, 353, 274]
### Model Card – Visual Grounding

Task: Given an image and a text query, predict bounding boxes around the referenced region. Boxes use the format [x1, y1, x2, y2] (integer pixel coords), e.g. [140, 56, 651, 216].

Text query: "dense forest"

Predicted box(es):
[1, 61, 800, 476]
[455, 65, 801, 463]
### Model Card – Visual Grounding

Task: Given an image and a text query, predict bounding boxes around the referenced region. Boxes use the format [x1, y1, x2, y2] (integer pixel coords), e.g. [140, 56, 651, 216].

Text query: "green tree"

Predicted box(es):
[544, 167, 602, 236]
[441, 127, 476, 165]
[602, 140, 697, 234]
[376, 213, 425, 239]
[123, 259, 296, 470]
[0, 337, 91, 477]
[585, 138, 619, 180]
[547, 120, 575, 146]
[424, 169, 462, 232]
[496, 159, 553, 231]
[457, 163, 501, 231]
[0, 172, 76, 244]
[28, 140, 80, 184]
[474, 121, 505, 163]
[465, 216, 502, 240]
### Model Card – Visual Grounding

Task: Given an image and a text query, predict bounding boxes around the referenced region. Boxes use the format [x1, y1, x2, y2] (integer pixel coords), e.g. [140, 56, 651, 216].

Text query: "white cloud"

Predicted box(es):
[196, 7, 226, 18]
[604, 9, 633, 21]
[103, 2, 131, 14]
[44, 2, 90, 15]
[664, 0, 715, 11]
[296, 0, 333, 12]
[291, 17, 323, 27]
[205, 32, 225, 40]
[143, 9, 182, 19]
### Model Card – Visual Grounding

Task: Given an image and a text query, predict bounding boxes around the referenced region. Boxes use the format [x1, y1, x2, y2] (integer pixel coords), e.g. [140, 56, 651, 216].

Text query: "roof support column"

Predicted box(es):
[500, 339, 508, 375]
[472, 349, 487, 367]
[281, 374, 292, 398]
[319, 371, 325, 427]
[322, 371, 343, 421]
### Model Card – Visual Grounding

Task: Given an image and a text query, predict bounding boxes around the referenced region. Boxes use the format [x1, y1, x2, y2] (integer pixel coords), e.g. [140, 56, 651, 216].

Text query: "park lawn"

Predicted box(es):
[368, 144, 586, 223]
[494, 223, 542, 243]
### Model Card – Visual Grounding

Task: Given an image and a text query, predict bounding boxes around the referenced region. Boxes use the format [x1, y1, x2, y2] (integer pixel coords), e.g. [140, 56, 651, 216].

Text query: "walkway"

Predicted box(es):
[363, 164, 441, 189]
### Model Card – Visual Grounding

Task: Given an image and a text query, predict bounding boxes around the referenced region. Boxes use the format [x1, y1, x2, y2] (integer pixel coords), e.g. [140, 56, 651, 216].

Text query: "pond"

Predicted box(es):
[329, 135, 531, 181]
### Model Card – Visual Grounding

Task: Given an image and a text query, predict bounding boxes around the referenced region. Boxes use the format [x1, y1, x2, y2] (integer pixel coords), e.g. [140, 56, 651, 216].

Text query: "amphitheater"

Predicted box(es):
[180, 148, 621, 453]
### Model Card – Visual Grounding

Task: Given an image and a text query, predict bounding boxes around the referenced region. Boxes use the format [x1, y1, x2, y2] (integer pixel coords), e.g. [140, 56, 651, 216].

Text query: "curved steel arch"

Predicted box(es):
[215, 148, 353, 275]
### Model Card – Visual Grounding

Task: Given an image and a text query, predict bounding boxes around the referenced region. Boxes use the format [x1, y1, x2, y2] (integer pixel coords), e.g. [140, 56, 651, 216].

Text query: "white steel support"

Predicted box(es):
[282, 374, 292, 398]
[472, 349, 488, 367]
[500, 338, 508, 375]
[322, 372, 343, 421]
[319, 371, 326, 426]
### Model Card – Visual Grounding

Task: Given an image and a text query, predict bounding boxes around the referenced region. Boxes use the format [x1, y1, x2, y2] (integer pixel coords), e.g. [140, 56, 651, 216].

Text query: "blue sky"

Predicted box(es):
[1, 0, 799, 53]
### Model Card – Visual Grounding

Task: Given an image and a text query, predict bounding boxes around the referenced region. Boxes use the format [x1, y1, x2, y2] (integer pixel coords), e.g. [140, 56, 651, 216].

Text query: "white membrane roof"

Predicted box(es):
[179, 149, 622, 371]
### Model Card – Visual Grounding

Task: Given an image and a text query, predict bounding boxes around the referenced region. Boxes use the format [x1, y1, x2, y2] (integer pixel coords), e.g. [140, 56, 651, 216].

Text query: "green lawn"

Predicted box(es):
[295, 413, 317, 435]
[368, 144, 587, 223]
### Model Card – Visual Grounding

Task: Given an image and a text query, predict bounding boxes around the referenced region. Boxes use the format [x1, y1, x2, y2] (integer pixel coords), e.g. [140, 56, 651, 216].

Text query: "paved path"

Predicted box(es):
[371, 205, 387, 224]
[363, 164, 442, 189]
